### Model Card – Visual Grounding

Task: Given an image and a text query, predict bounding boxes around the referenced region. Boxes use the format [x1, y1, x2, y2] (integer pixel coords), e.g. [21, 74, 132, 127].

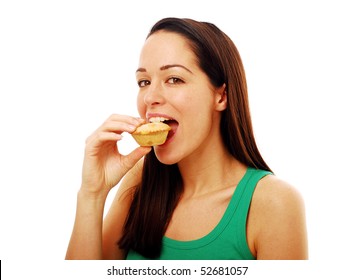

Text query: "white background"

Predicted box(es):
[1, 0, 352, 278]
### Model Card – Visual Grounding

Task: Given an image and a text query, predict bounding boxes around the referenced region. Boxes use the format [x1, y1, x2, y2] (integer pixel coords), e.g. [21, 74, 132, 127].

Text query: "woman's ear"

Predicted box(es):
[215, 83, 227, 111]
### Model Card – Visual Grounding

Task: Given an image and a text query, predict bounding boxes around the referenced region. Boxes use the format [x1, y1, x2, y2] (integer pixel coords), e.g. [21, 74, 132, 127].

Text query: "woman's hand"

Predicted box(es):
[80, 114, 151, 197]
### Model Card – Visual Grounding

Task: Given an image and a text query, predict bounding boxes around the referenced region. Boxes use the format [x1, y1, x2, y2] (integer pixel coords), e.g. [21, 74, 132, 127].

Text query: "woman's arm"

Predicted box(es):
[65, 189, 108, 259]
[65, 115, 150, 260]
[102, 159, 143, 259]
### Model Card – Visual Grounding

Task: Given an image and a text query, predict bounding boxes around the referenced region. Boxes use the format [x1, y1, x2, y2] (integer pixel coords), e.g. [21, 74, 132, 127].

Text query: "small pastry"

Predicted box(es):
[132, 122, 171, 146]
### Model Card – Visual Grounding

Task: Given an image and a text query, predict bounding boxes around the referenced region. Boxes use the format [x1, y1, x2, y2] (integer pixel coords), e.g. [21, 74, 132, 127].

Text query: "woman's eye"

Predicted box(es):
[167, 77, 184, 84]
[137, 80, 150, 87]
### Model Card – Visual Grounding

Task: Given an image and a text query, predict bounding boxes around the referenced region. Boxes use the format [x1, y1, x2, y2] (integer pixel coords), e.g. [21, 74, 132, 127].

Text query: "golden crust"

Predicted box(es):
[132, 122, 171, 146]
[132, 122, 171, 134]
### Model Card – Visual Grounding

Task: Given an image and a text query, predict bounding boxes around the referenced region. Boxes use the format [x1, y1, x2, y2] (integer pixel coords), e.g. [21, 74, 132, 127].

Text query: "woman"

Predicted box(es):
[65, 17, 308, 260]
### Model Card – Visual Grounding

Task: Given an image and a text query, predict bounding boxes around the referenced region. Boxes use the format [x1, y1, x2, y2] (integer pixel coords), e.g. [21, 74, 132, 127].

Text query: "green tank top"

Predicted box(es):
[126, 167, 271, 260]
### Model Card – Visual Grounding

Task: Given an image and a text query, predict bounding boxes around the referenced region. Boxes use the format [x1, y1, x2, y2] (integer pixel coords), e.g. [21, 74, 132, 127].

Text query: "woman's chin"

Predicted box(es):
[153, 148, 180, 165]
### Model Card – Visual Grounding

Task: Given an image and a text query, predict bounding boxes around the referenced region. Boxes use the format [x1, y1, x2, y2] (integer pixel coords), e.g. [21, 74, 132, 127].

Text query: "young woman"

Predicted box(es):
[66, 17, 308, 260]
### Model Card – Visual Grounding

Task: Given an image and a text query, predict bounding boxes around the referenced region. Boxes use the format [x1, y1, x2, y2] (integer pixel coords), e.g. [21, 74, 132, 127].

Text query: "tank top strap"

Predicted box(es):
[229, 167, 272, 256]
[235, 167, 272, 213]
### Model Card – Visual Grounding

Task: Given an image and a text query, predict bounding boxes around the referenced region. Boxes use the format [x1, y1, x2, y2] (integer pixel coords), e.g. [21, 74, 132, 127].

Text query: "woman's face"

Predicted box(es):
[136, 31, 225, 165]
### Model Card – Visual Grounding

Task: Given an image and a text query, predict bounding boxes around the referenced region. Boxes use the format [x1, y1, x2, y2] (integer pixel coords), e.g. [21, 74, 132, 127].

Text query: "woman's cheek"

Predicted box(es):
[136, 96, 146, 118]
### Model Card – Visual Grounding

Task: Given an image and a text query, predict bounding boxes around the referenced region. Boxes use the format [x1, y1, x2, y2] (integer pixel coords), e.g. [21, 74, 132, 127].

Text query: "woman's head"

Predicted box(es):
[136, 28, 227, 165]
[138, 17, 269, 170]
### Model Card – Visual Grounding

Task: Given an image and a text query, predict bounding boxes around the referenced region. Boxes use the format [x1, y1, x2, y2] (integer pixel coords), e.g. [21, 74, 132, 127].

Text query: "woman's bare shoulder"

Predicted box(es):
[248, 174, 308, 259]
[255, 174, 305, 209]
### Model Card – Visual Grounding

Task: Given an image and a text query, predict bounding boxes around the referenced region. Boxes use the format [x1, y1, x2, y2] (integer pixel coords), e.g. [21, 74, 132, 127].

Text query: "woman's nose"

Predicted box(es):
[144, 84, 165, 106]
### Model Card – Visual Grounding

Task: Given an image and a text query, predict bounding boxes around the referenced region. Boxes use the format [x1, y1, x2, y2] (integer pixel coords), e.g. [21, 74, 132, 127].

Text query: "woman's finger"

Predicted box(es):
[99, 120, 140, 134]
[121, 146, 152, 172]
[98, 115, 145, 134]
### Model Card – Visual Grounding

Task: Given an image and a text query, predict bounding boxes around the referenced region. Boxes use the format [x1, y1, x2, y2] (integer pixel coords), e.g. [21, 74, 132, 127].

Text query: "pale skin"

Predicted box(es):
[65, 31, 308, 260]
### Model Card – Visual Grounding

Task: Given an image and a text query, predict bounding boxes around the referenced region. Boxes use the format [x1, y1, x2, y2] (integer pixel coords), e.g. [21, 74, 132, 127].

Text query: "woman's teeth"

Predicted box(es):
[149, 117, 171, 123]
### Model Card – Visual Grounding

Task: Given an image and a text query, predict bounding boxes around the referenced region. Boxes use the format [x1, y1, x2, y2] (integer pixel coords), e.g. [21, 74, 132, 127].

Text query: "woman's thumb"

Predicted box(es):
[122, 146, 151, 171]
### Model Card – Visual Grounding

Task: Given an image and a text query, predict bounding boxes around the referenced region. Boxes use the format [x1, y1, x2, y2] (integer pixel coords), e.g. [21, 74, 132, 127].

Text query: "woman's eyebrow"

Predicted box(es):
[136, 67, 147, 73]
[160, 64, 193, 74]
[136, 64, 193, 74]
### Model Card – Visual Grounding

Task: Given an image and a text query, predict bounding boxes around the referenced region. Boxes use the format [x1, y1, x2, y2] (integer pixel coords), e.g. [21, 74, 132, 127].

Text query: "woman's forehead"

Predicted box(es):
[139, 31, 196, 65]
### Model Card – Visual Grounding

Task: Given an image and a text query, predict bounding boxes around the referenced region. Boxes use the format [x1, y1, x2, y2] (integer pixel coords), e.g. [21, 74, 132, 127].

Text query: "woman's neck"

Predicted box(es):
[178, 135, 246, 198]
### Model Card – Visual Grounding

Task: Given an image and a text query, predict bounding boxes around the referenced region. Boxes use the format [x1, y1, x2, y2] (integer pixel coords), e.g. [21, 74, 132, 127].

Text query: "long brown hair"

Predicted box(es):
[118, 17, 271, 258]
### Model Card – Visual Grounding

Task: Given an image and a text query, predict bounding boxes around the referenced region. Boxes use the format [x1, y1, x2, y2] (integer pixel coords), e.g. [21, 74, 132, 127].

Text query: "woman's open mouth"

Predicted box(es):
[149, 116, 179, 143]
